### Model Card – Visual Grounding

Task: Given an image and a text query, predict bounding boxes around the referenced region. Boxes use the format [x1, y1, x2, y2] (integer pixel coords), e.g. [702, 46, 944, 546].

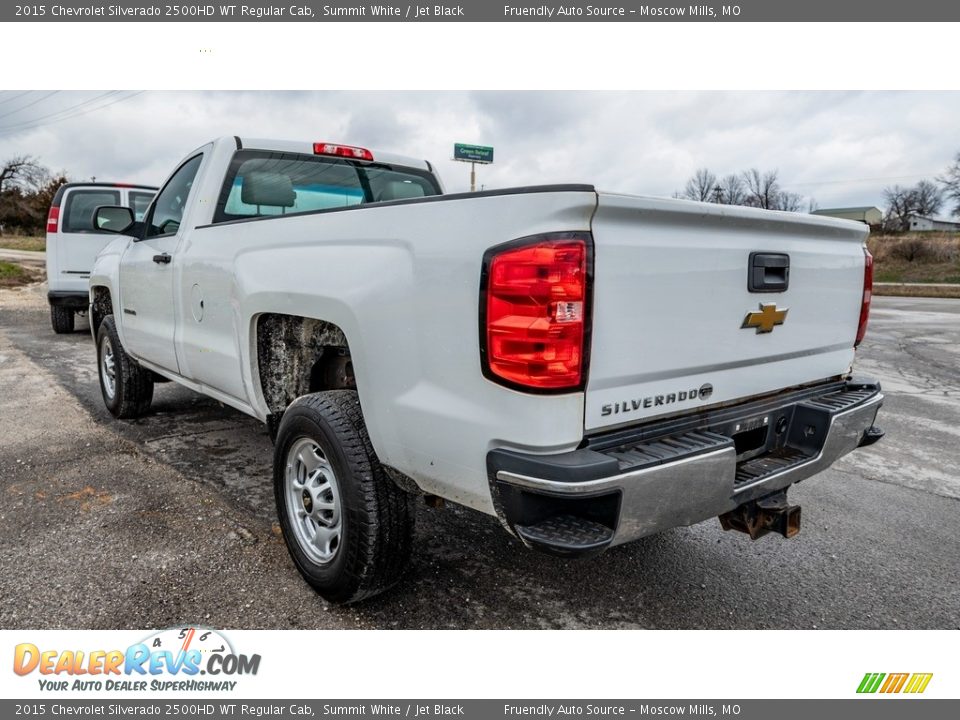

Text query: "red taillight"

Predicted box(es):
[481, 233, 591, 392]
[313, 142, 374, 161]
[855, 247, 873, 347]
[46, 206, 59, 234]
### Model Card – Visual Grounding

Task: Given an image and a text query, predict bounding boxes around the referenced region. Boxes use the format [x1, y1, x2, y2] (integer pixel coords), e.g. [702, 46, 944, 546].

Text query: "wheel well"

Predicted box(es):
[90, 287, 112, 336]
[256, 314, 355, 415]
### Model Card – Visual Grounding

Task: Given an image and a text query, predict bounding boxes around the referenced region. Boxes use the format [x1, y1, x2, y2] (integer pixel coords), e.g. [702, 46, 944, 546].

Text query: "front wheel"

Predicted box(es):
[273, 390, 415, 604]
[97, 315, 154, 418]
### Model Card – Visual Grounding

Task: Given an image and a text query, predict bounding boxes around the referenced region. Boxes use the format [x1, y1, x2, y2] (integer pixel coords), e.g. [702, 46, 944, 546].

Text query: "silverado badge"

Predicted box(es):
[742, 303, 788, 333]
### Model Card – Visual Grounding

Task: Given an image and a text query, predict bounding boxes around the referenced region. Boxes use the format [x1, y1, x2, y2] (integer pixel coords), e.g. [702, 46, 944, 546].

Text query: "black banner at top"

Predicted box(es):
[5, 0, 960, 22]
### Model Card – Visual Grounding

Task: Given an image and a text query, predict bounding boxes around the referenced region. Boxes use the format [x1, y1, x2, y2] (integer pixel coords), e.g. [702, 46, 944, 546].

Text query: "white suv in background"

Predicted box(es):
[46, 182, 156, 333]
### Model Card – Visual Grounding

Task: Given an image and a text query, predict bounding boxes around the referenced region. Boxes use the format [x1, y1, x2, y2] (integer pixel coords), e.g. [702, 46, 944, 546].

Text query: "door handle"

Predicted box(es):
[748, 252, 789, 292]
[152, 253, 172, 265]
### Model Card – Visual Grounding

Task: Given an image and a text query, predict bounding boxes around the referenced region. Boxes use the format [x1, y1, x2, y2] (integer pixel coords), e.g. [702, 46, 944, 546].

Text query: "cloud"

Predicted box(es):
[1, 90, 958, 212]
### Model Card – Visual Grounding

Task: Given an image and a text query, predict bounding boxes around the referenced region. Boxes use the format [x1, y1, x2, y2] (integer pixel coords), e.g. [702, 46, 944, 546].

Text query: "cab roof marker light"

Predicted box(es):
[313, 143, 374, 161]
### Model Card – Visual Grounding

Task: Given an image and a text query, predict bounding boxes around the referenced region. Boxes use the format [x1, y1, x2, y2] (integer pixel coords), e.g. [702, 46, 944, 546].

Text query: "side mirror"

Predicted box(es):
[94, 205, 135, 234]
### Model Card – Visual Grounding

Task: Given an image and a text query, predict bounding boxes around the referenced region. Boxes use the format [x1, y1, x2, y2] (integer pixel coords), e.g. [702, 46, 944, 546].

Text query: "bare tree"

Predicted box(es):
[883, 180, 944, 231]
[682, 168, 717, 202]
[680, 166, 803, 210]
[883, 185, 913, 231]
[915, 179, 944, 216]
[741, 168, 782, 210]
[0, 156, 46, 194]
[937, 153, 960, 216]
[777, 191, 805, 213]
[718, 174, 746, 206]
[0, 156, 52, 234]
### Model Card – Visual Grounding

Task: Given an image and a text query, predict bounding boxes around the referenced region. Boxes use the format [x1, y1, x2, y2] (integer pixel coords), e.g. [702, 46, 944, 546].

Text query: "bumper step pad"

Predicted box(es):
[607, 430, 732, 472]
[514, 514, 615, 557]
[800, 387, 878, 413]
[734, 446, 811, 489]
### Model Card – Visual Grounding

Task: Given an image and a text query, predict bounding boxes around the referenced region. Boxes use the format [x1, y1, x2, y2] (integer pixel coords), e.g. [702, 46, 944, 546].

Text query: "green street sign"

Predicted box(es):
[454, 143, 494, 164]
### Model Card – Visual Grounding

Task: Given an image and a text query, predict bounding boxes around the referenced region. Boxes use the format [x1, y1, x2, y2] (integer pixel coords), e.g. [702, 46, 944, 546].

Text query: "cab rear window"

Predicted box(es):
[129, 191, 155, 221]
[62, 189, 121, 233]
[213, 150, 440, 224]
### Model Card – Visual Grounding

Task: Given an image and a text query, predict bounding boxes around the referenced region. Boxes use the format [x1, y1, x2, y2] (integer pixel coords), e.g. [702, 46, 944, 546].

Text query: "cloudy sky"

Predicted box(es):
[1, 90, 958, 214]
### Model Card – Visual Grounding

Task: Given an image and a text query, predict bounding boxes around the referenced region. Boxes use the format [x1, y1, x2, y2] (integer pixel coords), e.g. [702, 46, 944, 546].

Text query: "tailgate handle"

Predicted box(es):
[748, 252, 789, 293]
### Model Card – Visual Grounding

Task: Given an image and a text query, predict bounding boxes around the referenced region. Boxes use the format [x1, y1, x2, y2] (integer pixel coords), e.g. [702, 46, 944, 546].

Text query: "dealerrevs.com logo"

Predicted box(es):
[857, 672, 933, 694]
[13, 627, 260, 692]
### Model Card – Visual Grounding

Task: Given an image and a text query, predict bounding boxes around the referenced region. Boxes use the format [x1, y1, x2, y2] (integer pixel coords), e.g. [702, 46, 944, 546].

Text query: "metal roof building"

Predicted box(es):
[904, 214, 960, 232]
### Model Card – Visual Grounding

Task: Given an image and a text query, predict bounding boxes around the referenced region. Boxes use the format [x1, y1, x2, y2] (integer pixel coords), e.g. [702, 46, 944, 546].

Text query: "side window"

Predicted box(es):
[128, 191, 155, 222]
[146, 154, 203, 238]
[62, 189, 120, 233]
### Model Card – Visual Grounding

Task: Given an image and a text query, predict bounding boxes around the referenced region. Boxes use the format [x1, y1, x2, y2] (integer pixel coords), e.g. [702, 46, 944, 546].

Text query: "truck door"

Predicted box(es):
[118, 153, 204, 373]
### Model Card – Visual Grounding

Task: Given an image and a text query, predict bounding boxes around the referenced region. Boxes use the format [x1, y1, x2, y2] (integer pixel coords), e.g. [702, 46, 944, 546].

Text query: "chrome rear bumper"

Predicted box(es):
[489, 380, 884, 555]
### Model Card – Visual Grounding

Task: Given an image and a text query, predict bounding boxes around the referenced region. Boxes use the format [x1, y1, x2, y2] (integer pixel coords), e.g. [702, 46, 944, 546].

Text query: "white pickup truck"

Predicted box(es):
[89, 136, 884, 603]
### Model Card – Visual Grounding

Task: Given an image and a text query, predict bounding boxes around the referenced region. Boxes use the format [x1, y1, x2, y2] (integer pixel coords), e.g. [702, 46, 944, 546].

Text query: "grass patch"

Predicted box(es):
[0, 236, 45, 252]
[0, 260, 37, 288]
[0, 261, 27, 278]
[874, 269, 904, 283]
[869, 233, 960, 285]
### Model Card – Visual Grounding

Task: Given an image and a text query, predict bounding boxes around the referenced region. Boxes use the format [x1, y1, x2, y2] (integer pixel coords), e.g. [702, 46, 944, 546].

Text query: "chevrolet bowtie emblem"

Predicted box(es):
[742, 303, 788, 333]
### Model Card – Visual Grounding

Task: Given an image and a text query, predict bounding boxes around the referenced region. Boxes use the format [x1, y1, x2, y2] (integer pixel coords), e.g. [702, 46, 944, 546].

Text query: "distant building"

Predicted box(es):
[811, 206, 883, 225]
[904, 214, 960, 232]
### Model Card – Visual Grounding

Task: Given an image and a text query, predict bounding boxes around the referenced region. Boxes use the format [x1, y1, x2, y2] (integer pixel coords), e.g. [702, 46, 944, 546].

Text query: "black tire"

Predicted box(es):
[273, 390, 415, 604]
[50, 305, 75, 334]
[96, 315, 154, 419]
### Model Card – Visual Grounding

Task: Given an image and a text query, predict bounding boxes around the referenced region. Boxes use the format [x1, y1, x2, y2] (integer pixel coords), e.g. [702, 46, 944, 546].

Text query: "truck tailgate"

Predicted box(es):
[585, 193, 868, 433]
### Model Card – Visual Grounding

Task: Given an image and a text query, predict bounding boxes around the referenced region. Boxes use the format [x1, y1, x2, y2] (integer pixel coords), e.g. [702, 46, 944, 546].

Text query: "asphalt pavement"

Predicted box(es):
[1, 281, 958, 629]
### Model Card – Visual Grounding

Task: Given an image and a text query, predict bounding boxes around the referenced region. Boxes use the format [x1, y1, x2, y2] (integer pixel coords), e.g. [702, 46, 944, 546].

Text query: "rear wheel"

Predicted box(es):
[273, 390, 414, 604]
[50, 305, 75, 334]
[97, 315, 154, 418]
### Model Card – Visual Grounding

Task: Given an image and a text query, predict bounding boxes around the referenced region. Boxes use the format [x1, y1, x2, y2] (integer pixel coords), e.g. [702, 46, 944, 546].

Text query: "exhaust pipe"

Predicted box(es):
[719, 490, 801, 540]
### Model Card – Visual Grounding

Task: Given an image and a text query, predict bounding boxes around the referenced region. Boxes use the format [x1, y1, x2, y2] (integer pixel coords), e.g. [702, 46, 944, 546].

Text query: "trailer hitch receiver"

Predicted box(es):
[719, 490, 801, 540]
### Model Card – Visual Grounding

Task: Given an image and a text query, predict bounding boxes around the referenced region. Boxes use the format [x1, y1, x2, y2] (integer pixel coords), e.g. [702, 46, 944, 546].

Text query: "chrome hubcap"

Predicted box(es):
[100, 336, 116, 400]
[284, 438, 342, 564]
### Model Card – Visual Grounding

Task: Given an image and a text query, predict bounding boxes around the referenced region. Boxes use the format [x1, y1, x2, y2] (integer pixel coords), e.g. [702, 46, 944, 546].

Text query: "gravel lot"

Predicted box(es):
[1, 278, 958, 629]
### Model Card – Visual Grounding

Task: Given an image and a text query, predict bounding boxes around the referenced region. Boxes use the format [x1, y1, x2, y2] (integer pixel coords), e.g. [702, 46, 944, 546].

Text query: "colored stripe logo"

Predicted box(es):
[857, 672, 933, 694]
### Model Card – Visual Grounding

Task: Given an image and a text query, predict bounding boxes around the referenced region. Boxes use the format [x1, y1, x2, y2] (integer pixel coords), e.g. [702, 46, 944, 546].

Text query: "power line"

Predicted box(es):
[0, 91, 145, 136]
[0, 91, 122, 130]
[0, 91, 59, 121]
[0, 91, 33, 106]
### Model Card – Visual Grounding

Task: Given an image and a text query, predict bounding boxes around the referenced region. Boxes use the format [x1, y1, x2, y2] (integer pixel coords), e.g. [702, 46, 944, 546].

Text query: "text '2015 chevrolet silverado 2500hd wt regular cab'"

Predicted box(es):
[89, 136, 884, 603]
